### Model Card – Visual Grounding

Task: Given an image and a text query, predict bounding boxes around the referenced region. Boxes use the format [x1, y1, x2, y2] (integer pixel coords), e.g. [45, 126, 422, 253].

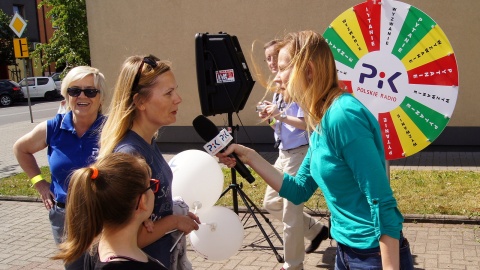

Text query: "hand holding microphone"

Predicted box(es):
[192, 115, 255, 183]
[217, 144, 247, 168]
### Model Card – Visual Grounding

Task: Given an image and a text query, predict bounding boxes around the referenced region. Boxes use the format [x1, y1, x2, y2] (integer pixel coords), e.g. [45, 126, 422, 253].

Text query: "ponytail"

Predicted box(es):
[52, 153, 151, 263]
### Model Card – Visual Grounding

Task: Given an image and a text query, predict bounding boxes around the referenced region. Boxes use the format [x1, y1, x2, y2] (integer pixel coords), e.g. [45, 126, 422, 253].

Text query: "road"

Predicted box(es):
[0, 99, 60, 178]
[0, 99, 61, 125]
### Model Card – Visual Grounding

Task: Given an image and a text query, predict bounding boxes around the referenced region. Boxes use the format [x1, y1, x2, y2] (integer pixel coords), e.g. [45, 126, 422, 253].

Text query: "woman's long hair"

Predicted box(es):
[98, 55, 171, 159]
[278, 30, 345, 133]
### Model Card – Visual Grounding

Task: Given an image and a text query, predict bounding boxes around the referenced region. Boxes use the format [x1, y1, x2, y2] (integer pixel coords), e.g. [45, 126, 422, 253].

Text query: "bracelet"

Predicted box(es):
[30, 174, 45, 185]
[269, 118, 276, 126]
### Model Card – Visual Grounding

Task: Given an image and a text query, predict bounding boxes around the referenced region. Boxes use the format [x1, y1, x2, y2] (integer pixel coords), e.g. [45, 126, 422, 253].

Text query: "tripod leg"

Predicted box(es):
[220, 184, 239, 214]
[235, 186, 284, 263]
[219, 185, 232, 198]
[237, 188, 283, 245]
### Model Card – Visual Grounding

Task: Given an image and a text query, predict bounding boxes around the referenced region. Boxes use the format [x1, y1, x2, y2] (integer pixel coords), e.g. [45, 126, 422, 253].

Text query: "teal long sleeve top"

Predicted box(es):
[279, 93, 404, 249]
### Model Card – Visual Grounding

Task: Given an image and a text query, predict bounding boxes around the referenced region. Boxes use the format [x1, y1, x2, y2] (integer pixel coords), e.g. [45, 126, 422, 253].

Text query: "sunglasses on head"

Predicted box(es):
[67, 87, 100, 98]
[131, 55, 160, 94]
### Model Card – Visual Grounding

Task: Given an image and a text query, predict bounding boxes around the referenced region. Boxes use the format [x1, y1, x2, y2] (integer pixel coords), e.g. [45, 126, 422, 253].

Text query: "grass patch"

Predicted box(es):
[390, 170, 480, 217]
[1, 167, 479, 217]
[0, 167, 52, 196]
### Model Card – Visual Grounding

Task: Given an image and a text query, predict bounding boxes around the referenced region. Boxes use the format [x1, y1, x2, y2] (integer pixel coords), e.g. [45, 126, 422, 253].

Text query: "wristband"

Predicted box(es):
[269, 118, 276, 126]
[30, 175, 45, 185]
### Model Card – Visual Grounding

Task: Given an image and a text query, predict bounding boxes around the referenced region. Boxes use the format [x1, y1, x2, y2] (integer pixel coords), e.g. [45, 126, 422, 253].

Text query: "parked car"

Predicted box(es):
[19, 77, 60, 100]
[50, 72, 62, 91]
[0, 79, 25, 107]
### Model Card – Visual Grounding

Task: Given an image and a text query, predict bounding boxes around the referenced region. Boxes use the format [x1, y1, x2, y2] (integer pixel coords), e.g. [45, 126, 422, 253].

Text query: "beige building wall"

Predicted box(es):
[86, 0, 479, 145]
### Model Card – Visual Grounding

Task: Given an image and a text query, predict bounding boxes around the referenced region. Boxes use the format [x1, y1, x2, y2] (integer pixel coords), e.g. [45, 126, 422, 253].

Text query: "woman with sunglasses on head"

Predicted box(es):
[53, 152, 167, 270]
[218, 30, 413, 269]
[98, 55, 200, 269]
[13, 66, 109, 270]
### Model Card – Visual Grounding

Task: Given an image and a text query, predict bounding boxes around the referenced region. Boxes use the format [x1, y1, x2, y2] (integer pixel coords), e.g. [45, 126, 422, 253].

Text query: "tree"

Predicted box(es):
[31, 0, 90, 73]
[0, 10, 16, 66]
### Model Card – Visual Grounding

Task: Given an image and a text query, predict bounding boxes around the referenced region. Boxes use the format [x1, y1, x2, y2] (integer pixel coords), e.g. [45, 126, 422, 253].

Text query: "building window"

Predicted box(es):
[13, 5, 25, 17]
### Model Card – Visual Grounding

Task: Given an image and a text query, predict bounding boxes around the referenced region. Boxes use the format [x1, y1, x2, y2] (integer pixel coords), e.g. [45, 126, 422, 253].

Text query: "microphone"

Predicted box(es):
[193, 115, 255, 183]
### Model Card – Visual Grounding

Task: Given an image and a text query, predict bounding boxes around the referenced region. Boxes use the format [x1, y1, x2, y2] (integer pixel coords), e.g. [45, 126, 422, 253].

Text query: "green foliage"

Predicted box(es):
[0, 10, 16, 66]
[31, 0, 90, 72]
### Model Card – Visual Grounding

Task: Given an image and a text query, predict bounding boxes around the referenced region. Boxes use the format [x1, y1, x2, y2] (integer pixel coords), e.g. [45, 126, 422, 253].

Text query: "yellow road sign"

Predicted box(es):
[13, 38, 29, 58]
[9, 13, 27, 38]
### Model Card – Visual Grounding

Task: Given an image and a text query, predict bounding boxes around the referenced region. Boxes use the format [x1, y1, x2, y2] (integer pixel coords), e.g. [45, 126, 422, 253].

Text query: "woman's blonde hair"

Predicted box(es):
[52, 152, 151, 263]
[279, 30, 345, 133]
[98, 55, 171, 159]
[60, 66, 108, 113]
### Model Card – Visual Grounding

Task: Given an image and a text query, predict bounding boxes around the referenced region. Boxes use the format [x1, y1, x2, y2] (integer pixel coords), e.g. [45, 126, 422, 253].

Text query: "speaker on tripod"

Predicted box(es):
[194, 32, 284, 263]
[195, 32, 255, 116]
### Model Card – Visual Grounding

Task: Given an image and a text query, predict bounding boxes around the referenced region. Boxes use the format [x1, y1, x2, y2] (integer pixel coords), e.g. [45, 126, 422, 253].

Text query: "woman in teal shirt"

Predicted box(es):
[218, 30, 413, 269]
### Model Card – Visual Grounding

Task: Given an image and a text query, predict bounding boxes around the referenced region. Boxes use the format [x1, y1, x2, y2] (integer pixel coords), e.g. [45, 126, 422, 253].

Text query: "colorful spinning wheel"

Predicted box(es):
[323, 0, 459, 160]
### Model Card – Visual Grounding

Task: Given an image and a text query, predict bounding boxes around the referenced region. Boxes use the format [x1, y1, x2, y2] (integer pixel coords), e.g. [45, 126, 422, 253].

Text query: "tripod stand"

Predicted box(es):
[219, 112, 284, 263]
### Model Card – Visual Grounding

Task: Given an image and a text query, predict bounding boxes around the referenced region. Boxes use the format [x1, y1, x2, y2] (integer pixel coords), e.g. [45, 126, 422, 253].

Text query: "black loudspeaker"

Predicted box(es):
[195, 32, 255, 116]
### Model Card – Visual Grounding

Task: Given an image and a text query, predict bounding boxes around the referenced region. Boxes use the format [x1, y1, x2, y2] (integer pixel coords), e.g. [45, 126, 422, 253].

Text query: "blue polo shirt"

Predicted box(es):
[46, 112, 105, 204]
[271, 93, 308, 150]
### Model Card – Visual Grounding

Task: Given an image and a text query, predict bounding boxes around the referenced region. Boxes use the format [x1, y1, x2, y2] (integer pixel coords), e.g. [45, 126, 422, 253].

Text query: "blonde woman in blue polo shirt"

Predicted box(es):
[218, 31, 413, 269]
[13, 66, 109, 270]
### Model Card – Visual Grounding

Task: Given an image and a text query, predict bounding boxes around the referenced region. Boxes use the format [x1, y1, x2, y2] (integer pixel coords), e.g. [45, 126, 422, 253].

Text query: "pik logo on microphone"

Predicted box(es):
[203, 128, 233, 155]
[359, 63, 402, 93]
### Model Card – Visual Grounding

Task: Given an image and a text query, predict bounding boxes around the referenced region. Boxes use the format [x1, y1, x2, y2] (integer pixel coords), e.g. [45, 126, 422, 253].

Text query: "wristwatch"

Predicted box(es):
[280, 112, 287, 119]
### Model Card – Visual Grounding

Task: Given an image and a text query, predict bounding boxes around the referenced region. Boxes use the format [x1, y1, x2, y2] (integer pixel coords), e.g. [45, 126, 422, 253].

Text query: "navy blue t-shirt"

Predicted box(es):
[114, 130, 174, 268]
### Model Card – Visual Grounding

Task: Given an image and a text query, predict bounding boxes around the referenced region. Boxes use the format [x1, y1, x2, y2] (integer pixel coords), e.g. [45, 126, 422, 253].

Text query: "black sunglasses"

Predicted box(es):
[135, 179, 160, 210]
[67, 87, 100, 98]
[131, 55, 159, 94]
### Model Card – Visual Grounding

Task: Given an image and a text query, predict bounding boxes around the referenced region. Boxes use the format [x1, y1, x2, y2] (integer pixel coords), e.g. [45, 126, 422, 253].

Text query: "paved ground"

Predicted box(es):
[0, 200, 479, 270]
[1, 118, 480, 269]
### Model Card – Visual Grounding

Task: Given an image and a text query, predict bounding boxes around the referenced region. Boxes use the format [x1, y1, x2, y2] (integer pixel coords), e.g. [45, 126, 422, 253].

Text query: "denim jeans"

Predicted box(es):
[49, 205, 85, 270]
[334, 234, 414, 270]
[49, 204, 66, 245]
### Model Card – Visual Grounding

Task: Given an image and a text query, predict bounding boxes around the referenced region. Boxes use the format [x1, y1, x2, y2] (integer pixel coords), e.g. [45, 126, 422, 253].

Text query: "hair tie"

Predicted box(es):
[90, 167, 99, 180]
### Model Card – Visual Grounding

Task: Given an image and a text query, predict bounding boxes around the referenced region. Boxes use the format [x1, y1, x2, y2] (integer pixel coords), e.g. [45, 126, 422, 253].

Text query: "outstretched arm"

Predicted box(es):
[217, 143, 284, 191]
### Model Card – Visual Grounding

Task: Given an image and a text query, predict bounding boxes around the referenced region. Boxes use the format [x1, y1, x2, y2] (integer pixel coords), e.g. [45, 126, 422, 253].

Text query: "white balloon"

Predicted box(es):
[189, 206, 244, 261]
[169, 150, 224, 213]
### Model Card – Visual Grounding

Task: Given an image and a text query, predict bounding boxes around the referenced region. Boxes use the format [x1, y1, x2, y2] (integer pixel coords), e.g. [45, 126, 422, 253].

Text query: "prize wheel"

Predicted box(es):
[323, 0, 459, 160]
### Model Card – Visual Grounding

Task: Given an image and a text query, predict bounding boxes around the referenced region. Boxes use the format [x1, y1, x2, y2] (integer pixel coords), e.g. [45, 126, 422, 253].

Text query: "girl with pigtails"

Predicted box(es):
[53, 152, 167, 270]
